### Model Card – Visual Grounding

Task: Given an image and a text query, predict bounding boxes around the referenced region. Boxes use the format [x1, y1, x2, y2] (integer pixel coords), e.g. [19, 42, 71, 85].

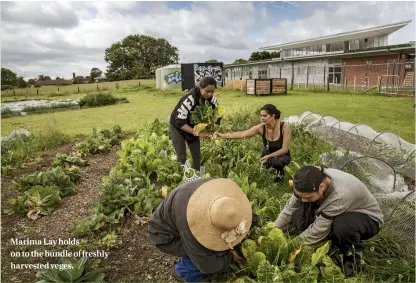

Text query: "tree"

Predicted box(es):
[44, 76, 52, 81]
[16, 76, 27, 88]
[205, 59, 222, 63]
[56, 76, 62, 80]
[131, 63, 148, 79]
[2, 68, 17, 86]
[233, 58, 248, 64]
[37, 74, 45, 81]
[90, 68, 102, 82]
[28, 78, 36, 85]
[73, 72, 75, 79]
[249, 51, 280, 61]
[104, 34, 179, 81]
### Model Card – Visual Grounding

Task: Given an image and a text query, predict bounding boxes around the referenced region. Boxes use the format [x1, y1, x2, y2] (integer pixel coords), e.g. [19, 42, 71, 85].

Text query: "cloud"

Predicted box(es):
[1, 1, 79, 28]
[1, 1, 414, 79]
[263, 1, 415, 47]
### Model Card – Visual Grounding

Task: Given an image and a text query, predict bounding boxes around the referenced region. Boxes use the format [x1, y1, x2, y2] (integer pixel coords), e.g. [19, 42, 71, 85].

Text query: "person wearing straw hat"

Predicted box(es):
[274, 165, 383, 277]
[148, 178, 253, 282]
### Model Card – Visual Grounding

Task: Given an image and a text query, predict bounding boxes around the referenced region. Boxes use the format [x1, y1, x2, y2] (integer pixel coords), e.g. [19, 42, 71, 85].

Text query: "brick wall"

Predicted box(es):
[342, 54, 409, 87]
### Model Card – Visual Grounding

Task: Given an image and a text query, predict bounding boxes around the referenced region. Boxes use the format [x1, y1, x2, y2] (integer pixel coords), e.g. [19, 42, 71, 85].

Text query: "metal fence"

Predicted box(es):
[226, 60, 415, 95]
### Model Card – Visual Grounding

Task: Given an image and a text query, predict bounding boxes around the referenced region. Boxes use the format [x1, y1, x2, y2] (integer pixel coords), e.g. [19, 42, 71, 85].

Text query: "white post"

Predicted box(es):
[354, 76, 356, 92]
[336, 77, 338, 89]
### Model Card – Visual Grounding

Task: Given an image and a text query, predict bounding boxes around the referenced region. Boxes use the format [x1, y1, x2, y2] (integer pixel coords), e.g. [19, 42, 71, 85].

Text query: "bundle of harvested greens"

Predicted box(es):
[190, 101, 224, 136]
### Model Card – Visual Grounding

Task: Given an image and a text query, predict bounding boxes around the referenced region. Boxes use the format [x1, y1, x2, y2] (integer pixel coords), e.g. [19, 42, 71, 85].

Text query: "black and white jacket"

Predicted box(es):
[170, 87, 219, 140]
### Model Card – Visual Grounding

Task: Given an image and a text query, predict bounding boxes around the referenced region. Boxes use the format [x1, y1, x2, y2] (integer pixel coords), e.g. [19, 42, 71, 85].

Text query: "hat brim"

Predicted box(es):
[186, 178, 252, 251]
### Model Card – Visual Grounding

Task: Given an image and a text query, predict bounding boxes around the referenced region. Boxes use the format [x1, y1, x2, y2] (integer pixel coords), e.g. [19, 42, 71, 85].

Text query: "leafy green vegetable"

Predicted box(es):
[258, 227, 288, 265]
[248, 252, 267, 276]
[52, 153, 88, 167]
[35, 257, 105, 283]
[189, 101, 224, 133]
[321, 255, 345, 282]
[311, 241, 331, 266]
[242, 239, 258, 258]
[75, 125, 122, 157]
[25, 186, 61, 219]
[19, 167, 77, 196]
[256, 259, 281, 283]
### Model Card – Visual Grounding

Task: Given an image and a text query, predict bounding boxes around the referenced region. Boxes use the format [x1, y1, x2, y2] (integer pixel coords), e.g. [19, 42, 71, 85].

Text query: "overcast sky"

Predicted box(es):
[1, 1, 415, 80]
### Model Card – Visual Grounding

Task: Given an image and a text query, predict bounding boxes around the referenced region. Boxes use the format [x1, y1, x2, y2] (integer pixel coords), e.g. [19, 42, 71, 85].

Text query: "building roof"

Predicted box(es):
[261, 20, 411, 51]
[224, 43, 415, 68]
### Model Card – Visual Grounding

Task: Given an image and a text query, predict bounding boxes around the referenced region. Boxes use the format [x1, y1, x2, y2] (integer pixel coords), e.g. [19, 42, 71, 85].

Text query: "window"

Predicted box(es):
[331, 41, 343, 52]
[367, 37, 374, 48]
[359, 39, 365, 49]
[258, 69, 268, 79]
[374, 37, 379, 47]
[317, 44, 322, 54]
[349, 40, 359, 50]
[243, 67, 250, 77]
[379, 35, 387, 46]
[328, 64, 342, 84]
[249, 71, 253, 79]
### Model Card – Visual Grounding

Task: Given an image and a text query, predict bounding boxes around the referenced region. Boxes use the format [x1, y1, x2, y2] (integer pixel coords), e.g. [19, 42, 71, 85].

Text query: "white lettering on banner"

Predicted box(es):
[183, 99, 193, 111]
[187, 95, 195, 107]
[177, 95, 195, 119]
[177, 105, 189, 119]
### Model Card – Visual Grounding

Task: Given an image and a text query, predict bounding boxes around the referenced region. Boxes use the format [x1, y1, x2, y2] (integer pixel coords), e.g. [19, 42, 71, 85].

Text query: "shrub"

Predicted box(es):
[78, 91, 120, 108]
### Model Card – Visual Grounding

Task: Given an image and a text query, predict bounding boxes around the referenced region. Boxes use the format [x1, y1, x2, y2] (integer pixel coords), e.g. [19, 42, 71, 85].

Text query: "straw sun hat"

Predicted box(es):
[186, 178, 252, 251]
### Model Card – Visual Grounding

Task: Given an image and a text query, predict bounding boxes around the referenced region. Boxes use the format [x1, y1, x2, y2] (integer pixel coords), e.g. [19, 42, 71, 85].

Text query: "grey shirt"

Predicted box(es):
[275, 168, 384, 244]
[148, 178, 233, 275]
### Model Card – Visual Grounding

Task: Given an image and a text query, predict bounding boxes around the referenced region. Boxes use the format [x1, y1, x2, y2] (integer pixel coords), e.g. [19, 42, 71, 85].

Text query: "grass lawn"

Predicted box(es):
[2, 84, 415, 143]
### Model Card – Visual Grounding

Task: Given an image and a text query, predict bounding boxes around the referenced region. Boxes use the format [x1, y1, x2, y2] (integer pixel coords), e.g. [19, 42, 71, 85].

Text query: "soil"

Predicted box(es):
[1, 140, 177, 283]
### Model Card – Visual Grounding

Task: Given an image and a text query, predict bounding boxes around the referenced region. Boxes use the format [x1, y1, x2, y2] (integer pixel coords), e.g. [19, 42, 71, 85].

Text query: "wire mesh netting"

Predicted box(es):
[295, 110, 415, 181]
[285, 111, 415, 251]
[374, 190, 415, 250]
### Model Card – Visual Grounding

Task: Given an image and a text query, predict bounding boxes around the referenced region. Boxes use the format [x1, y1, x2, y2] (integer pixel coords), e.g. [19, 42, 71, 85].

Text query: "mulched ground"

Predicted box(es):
[1, 140, 177, 283]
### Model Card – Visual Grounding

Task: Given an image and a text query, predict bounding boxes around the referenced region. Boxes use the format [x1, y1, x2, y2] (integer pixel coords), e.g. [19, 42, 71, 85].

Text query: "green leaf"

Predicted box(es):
[311, 241, 331, 266]
[78, 269, 105, 282]
[35, 269, 63, 283]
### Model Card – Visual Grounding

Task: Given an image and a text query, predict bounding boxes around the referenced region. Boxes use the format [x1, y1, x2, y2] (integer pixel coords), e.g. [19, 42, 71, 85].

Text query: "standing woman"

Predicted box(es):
[170, 76, 219, 171]
[217, 104, 291, 182]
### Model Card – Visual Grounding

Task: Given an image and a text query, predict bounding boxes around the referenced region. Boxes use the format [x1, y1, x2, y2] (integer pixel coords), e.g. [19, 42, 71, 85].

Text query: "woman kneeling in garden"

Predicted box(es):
[217, 104, 291, 182]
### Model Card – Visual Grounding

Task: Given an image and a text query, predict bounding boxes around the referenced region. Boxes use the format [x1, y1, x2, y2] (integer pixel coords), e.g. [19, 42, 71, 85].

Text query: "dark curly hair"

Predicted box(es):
[260, 104, 281, 119]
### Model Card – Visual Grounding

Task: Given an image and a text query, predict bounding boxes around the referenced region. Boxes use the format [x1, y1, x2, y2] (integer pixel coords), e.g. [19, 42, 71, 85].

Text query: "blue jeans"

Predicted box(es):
[175, 251, 228, 282]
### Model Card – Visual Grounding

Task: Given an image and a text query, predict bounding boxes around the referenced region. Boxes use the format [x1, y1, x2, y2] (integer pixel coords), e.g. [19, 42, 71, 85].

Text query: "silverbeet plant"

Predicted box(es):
[35, 257, 105, 283]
